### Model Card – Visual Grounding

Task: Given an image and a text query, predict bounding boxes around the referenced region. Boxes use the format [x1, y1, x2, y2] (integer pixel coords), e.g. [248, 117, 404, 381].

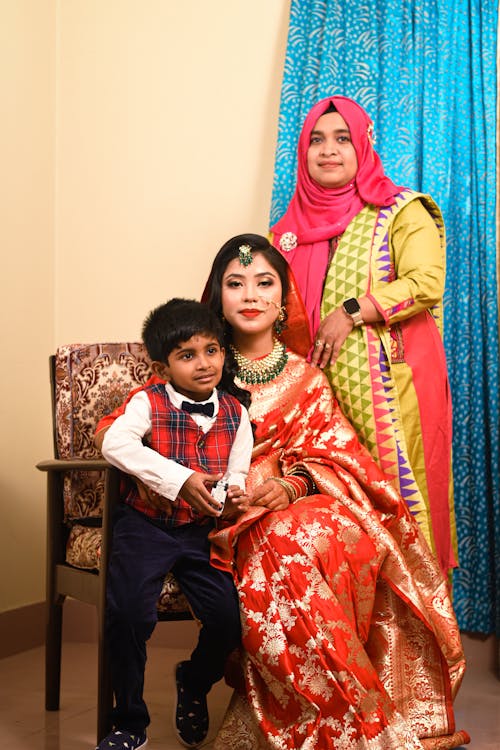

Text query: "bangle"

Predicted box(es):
[288, 469, 316, 496]
[284, 474, 309, 499]
[271, 477, 297, 503]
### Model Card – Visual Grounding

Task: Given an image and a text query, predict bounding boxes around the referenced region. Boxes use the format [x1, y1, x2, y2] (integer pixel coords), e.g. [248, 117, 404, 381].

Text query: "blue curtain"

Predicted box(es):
[271, 0, 499, 635]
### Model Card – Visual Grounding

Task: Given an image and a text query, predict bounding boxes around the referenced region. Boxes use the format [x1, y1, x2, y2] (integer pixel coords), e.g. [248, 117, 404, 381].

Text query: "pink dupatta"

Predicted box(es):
[271, 95, 402, 335]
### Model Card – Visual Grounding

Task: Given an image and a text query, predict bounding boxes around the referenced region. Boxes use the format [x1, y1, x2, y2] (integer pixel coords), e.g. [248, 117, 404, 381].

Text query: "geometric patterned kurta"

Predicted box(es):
[321, 191, 456, 575]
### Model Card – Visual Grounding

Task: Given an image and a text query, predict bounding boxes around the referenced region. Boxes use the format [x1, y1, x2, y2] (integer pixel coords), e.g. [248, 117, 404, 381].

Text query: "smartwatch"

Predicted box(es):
[342, 298, 364, 327]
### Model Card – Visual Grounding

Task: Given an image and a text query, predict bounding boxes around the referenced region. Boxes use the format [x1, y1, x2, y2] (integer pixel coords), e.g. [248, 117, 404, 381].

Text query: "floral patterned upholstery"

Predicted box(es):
[55, 342, 190, 614]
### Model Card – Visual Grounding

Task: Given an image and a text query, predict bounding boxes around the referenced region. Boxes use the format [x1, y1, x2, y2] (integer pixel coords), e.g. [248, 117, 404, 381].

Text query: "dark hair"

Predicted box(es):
[205, 233, 289, 322]
[142, 298, 224, 362]
[142, 298, 251, 409]
[203, 235, 288, 414]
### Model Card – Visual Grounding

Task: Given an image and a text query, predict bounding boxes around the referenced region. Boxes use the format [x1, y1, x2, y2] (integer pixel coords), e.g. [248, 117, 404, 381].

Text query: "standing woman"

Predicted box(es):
[271, 96, 455, 575]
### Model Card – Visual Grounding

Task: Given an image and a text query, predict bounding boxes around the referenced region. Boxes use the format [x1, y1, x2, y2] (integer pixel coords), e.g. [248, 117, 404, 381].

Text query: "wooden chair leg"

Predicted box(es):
[96, 466, 119, 742]
[45, 470, 65, 711]
[45, 598, 63, 710]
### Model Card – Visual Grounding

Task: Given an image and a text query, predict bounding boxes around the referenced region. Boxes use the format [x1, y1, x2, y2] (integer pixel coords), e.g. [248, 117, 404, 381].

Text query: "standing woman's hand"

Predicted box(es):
[310, 308, 353, 368]
[311, 297, 383, 369]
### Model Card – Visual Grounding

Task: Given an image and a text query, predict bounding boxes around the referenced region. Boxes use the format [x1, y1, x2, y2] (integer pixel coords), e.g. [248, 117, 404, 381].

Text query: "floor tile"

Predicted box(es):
[1, 636, 499, 749]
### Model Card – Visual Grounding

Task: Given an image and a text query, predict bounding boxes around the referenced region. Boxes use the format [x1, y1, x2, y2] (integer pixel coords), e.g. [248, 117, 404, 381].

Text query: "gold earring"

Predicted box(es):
[274, 306, 286, 335]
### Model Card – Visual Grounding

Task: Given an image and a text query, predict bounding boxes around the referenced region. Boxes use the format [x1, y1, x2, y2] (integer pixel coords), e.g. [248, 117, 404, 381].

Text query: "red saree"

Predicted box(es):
[210, 351, 468, 750]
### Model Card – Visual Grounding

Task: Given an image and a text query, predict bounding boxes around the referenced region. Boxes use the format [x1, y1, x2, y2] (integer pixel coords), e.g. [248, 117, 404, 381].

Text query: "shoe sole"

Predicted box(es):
[96, 736, 148, 750]
[172, 662, 208, 749]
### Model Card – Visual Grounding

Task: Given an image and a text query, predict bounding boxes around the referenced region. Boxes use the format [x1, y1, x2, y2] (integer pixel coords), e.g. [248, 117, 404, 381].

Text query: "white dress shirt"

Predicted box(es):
[101, 382, 253, 502]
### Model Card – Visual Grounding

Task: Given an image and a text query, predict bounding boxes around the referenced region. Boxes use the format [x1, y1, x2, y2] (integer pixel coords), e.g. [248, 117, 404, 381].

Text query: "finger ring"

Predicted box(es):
[315, 339, 324, 347]
[324, 342, 331, 349]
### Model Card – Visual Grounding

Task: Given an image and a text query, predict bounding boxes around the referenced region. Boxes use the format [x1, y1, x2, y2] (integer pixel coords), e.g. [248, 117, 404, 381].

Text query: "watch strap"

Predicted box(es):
[350, 311, 364, 327]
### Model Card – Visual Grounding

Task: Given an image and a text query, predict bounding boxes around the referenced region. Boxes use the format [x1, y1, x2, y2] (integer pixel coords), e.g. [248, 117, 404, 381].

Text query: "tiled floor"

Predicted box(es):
[1, 633, 499, 749]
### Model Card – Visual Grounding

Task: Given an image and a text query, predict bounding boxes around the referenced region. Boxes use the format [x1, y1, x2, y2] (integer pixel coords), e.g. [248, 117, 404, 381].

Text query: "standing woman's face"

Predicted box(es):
[220, 253, 283, 337]
[306, 111, 358, 189]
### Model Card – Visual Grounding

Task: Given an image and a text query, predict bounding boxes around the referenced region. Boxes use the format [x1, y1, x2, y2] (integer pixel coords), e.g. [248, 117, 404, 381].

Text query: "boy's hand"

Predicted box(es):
[221, 485, 251, 518]
[180, 472, 224, 516]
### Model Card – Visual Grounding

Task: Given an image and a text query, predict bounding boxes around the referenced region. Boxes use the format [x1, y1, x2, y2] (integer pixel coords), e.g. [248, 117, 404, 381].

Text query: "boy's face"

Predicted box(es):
[152, 334, 225, 402]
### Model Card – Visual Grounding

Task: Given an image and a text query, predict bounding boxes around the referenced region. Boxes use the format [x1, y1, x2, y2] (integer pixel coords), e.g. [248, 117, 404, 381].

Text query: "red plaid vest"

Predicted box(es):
[122, 384, 243, 527]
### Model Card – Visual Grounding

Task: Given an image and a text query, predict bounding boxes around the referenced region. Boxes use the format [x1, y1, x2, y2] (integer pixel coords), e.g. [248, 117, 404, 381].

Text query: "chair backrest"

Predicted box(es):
[51, 341, 191, 613]
[53, 343, 152, 523]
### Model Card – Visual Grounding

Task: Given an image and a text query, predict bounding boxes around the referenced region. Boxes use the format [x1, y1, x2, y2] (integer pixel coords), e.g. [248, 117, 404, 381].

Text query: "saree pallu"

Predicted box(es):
[210, 353, 468, 749]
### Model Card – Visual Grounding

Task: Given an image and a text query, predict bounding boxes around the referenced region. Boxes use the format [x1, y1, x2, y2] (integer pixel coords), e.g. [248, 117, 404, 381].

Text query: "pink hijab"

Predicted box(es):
[271, 95, 402, 335]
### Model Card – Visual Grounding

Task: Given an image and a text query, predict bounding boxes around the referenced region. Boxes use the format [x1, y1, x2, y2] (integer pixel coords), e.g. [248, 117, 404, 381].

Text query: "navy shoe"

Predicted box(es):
[95, 729, 147, 750]
[173, 661, 209, 748]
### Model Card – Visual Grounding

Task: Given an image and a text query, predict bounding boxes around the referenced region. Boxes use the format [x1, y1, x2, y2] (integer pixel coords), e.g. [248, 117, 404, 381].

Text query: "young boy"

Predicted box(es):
[97, 298, 253, 750]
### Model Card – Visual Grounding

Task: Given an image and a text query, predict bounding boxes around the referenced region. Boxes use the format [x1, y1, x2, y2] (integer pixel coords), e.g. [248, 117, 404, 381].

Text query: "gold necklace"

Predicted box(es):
[230, 339, 288, 385]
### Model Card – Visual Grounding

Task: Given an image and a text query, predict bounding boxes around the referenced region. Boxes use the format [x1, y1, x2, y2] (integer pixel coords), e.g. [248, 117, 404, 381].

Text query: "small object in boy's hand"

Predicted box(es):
[211, 481, 228, 514]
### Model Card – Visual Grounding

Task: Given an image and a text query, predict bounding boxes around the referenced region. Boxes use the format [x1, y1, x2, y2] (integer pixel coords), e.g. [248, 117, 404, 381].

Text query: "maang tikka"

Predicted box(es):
[238, 244, 253, 267]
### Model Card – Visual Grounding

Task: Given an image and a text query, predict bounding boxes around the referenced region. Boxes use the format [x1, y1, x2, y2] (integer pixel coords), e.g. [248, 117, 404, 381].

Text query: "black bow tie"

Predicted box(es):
[181, 400, 215, 418]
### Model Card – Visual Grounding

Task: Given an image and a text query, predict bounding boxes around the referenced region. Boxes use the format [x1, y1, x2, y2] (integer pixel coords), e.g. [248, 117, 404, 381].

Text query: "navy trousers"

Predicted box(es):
[105, 505, 241, 732]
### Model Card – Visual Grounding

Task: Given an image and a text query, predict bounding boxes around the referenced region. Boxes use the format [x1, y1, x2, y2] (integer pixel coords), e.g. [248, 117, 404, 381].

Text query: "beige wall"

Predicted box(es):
[56, 0, 290, 342]
[0, 0, 56, 611]
[1, 0, 290, 613]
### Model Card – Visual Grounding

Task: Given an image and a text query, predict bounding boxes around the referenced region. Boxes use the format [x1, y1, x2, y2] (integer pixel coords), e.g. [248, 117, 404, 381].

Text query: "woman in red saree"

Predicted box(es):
[203, 234, 468, 749]
[97, 234, 468, 749]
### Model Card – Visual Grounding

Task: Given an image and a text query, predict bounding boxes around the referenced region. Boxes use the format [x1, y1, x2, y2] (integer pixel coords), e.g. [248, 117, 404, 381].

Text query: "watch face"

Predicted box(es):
[343, 298, 361, 314]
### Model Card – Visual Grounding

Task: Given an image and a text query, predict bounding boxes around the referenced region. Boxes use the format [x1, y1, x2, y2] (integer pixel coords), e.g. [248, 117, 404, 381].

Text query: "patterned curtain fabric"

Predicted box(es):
[270, 0, 499, 635]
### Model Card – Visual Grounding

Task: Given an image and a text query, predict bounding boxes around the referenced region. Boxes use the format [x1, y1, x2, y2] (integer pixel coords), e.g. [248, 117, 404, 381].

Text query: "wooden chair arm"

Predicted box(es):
[37, 458, 113, 472]
[40, 457, 120, 592]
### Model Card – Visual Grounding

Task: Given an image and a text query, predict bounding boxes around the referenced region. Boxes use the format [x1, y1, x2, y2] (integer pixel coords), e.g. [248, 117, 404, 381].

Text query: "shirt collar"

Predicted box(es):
[164, 381, 219, 414]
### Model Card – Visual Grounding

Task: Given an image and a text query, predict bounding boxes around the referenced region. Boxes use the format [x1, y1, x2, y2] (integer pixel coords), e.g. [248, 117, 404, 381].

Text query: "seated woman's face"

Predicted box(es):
[221, 253, 282, 336]
[307, 111, 358, 189]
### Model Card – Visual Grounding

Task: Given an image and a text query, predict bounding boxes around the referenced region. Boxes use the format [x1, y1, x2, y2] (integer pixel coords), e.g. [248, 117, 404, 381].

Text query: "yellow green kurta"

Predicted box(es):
[321, 190, 456, 573]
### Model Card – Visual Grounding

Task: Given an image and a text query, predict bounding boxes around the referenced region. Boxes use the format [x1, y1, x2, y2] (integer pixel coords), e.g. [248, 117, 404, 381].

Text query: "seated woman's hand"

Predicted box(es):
[94, 426, 109, 452]
[251, 479, 290, 511]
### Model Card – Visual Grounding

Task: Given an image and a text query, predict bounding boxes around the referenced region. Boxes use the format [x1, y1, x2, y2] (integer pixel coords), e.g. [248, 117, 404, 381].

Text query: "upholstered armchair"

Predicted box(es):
[37, 343, 192, 742]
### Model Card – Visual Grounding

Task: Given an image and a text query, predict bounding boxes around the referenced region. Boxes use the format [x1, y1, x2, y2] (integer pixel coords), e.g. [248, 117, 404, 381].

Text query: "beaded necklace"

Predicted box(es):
[230, 338, 288, 385]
